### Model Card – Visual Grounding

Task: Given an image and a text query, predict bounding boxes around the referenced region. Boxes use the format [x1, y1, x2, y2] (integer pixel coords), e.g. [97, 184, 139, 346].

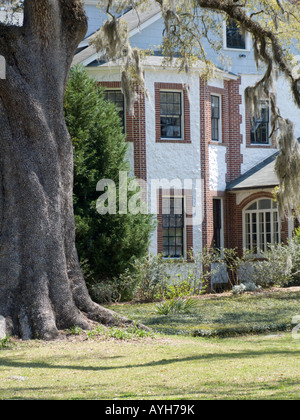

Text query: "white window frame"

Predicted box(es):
[160, 90, 184, 141]
[211, 94, 222, 143]
[243, 198, 281, 254]
[223, 20, 250, 52]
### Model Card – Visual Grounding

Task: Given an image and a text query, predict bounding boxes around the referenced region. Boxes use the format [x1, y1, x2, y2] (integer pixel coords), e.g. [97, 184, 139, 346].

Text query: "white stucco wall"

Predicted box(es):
[209, 144, 227, 191]
[276, 77, 300, 139]
[144, 67, 203, 255]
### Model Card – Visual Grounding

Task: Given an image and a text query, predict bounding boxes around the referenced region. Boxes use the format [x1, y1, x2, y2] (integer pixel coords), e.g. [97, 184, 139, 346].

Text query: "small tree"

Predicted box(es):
[64, 65, 155, 299]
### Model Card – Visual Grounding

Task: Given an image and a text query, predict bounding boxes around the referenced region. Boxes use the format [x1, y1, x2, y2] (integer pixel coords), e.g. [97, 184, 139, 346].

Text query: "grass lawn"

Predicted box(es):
[0, 287, 300, 400]
[107, 287, 300, 337]
[0, 332, 300, 400]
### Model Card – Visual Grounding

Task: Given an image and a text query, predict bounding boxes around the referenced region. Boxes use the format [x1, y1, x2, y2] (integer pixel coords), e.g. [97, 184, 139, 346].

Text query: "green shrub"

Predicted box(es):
[134, 254, 170, 302]
[155, 297, 198, 315]
[64, 65, 154, 300]
[250, 242, 298, 288]
[0, 337, 10, 350]
[167, 276, 194, 299]
[66, 326, 84, 336]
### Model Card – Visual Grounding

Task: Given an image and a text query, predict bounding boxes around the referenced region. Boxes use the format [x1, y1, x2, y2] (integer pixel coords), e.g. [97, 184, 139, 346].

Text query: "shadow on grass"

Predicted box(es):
[1, 347, 300, 372]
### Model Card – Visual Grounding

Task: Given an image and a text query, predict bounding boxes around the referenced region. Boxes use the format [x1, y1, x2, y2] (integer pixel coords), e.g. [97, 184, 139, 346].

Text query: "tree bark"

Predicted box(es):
[0, 0, 134, 340]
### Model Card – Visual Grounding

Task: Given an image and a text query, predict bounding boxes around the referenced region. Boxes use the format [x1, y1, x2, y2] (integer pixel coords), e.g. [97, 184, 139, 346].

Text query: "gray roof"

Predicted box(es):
[227, 153, 279, 191]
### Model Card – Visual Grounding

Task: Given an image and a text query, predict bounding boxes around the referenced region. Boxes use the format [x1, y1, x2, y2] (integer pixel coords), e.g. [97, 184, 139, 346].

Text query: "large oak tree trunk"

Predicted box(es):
[0, 0, 132, 340]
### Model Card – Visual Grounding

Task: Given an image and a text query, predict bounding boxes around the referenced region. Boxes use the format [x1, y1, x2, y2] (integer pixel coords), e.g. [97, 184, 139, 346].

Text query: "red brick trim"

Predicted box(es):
[200, 78, 243, 250]
[155, 82, 191, 143]
[238, 191, 274, 210]
[224, 78, 243, 183]
[157, 188, 193, 261]
[199, 78, 211, 250]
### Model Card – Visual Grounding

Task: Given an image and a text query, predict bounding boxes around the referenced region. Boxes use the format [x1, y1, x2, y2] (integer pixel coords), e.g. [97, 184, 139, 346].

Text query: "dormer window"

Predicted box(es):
[226, 19, 246, 50]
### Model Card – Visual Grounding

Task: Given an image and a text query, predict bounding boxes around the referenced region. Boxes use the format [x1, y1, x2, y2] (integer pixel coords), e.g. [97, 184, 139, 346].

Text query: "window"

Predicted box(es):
[211, 95, 221, 142]
[160, 91, 182, 139]
[250, 101, 270, 145]
[244, 199, 280, 253]
[104, 90, 125, 131]
[162, 197, 184, 258]
[226, 19, 246, 50]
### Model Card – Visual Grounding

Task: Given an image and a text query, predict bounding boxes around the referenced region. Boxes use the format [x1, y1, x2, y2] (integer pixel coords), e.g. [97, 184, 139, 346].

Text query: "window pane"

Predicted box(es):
[174, 198, 183, 215]
[162, 215, 170, 228]
[211, 96, 220, 118]
[160, 92, 167, 103]
[259, 199, 272, 210]
[247, 202, 257, 211]
[160, 103, 168, 115]
[169, 247, 176, 257]
[169, 216, 176, 228]
[162, 198, 170, 214]
[169, 236, 175, 246]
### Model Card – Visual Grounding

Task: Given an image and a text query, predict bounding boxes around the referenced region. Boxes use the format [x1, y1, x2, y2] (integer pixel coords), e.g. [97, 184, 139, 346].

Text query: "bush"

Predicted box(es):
[230, 234, 300, 291]
[232, 281, 260, 295]
[250, 242, 299, 288]
[134, 254, 170, 302]
[155, 297, 198, 315]
[166, 275, 195, 299]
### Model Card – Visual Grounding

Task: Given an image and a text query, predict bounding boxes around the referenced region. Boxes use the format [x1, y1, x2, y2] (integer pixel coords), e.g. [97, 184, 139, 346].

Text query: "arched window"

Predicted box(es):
[244, 198, 280, 252]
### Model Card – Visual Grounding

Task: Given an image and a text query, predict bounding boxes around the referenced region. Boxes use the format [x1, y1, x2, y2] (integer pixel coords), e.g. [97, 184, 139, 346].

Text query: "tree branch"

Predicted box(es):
[197, 0, 300, 107]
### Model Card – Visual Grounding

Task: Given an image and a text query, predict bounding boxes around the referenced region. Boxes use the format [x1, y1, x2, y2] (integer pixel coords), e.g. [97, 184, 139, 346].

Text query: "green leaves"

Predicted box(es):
[64, 65, 154, 291]
[155, 297, 198, 315]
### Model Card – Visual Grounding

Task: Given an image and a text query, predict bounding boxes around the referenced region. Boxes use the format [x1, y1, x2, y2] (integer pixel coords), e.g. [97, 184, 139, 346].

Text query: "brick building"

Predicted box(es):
[75, 1, 300, 287]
